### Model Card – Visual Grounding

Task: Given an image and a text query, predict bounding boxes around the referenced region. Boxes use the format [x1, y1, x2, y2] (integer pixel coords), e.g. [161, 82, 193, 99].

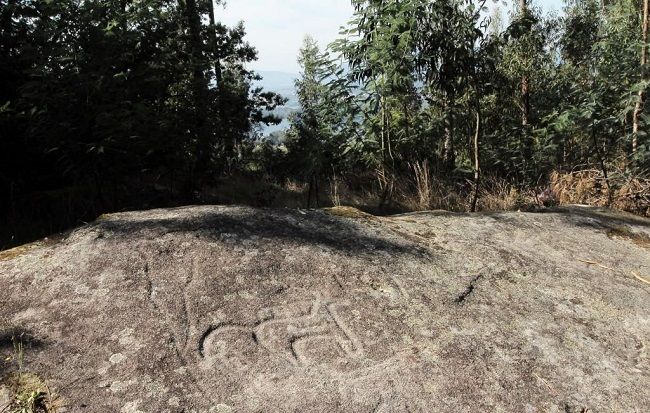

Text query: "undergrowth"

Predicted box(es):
[0, 326, 58, 413]
[128, 168, 650, 217]
[2, 166, 647, 252]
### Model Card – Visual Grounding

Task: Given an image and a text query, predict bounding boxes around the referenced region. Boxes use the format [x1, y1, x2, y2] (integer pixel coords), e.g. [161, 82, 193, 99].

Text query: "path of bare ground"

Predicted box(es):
[0, 205, 649, 412]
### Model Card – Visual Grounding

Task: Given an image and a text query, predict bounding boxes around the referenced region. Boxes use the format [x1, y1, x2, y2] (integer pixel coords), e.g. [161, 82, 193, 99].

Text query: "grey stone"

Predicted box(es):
[0, 205, 649, 412]
[0, 385, 11, 410]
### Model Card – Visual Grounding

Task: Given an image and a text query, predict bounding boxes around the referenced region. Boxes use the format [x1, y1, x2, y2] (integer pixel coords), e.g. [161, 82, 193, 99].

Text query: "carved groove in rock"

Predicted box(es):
[199, 298, 363, 367]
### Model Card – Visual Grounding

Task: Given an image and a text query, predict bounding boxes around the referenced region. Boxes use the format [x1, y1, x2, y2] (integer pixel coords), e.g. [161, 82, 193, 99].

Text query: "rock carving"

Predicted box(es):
[199, 297, 363, 366]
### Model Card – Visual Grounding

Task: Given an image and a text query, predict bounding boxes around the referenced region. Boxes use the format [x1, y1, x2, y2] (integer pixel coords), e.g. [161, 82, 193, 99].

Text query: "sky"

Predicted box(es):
[219, 0, 566, 73]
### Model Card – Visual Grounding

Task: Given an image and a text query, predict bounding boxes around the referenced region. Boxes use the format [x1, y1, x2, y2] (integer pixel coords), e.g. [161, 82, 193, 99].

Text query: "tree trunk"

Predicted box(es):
[592, 117, 613, 206]
[519, 0, 533, 172]
[387, 110, 394, 163]
[632, 0, 649, 155]
[520, 0, 530, 128]
[442, 93, 455, 171]
[207, 0, 223, 85]
[380, 94, 390, 169]
[470, 110, 481, 213]
[404, 100, 410, 143]
[521, 74, 530, 127]
[307, 176, 314, 208]
[119, 0, 129, 31]
[306, 174, 320, 208]
[314, 174, 320, 207]
[183, 0, 211, 192]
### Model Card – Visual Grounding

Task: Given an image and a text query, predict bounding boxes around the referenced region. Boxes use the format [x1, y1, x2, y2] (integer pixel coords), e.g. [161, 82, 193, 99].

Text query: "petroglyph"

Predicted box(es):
[198, 323, 261, 369]
[199, 297, 363, 366]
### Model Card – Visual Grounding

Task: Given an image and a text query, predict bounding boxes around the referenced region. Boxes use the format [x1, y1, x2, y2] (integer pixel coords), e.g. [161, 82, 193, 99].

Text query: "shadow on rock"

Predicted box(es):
[0, 327, 44, 378]
[546, 206, 650, 228]
[94, 207, 433, 258]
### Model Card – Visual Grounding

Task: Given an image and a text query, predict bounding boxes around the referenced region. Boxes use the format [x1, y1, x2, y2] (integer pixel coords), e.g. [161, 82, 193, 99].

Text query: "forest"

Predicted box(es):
[1, 0, 649, 249]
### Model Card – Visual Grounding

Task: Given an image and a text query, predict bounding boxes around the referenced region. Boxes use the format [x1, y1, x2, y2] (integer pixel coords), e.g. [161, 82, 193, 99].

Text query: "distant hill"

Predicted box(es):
[256, 71, 297, 96]
[255, 71, 299, 136]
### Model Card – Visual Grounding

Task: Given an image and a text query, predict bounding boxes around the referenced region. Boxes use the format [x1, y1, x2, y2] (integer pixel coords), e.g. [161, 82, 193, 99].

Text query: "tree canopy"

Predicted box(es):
[1, 0, 648, 247]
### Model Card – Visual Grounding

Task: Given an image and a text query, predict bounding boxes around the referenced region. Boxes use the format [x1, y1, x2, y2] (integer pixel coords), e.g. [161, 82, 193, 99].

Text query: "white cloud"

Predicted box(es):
[219, 0, 353, 73]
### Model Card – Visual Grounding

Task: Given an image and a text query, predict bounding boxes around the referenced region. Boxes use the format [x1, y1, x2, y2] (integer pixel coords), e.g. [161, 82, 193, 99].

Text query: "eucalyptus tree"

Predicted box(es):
[632, 0, 649, 156]
[331, 0, 419, 174]
[487, 2, 560, 182]
[412, 0, 485, 171]
[547, 0, 642, 171]
[330, 0, 489, 174]
[601, 0, 646, 165]
[519, 0, 531, 128]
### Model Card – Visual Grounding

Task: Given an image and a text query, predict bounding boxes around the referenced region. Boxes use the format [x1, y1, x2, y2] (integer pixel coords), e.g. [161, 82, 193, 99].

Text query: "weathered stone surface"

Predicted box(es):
[1, 205, 649, 412]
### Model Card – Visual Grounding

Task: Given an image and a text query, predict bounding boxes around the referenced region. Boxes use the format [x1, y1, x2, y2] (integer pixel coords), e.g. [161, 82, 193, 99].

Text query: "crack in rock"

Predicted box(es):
[455, 274, 484, 304]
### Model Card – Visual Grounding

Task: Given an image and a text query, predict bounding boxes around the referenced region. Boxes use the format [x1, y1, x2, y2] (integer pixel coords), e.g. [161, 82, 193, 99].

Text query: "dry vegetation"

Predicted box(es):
[551, 169, 650, 216]
[1, 373, 57, 413]
[201, 167, 649, 218]
[0, 324, 59, 413]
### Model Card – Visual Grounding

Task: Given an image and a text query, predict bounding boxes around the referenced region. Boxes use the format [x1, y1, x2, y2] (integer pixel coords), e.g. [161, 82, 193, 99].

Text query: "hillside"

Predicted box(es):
[256, 71, 298, 136]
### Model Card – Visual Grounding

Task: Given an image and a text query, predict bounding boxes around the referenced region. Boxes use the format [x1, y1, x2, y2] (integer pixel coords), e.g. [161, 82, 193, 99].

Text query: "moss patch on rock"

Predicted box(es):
[606, 226, 650, 249]
[322, 206, 374, 219]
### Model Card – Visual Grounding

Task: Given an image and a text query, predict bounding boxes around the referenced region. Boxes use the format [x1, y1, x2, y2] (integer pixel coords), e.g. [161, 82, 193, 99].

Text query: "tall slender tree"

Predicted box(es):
[208, 0, 223, 85]
[632, 0, 649, 155]
[287, 36, 329, 206]
[520, 0, 530, 127]
[182, 0, 212, 190]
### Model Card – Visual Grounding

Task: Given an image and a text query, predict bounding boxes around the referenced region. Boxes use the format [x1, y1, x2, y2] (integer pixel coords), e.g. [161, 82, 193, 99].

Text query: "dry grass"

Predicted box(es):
[613, 177, 650, 216]
[1, 330, 60, 413]
[236, 171, 535, 214]
[394, 164, 468, 212]
[2, 373, 58, 413]
[205, 175, 309, 208]
[475, 177, 528, 212]
[550, 170, 611, 206]
[0, 236, 61, 261]
[193, 170, 538, 215]
[550, 169, 650, 217]
[196, 169, 647, 217]
[410, 161, 432, 210]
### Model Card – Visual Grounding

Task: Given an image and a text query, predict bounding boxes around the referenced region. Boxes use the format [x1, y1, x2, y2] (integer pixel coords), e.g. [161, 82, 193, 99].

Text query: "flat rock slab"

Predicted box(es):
[1, 206, 649, 412]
